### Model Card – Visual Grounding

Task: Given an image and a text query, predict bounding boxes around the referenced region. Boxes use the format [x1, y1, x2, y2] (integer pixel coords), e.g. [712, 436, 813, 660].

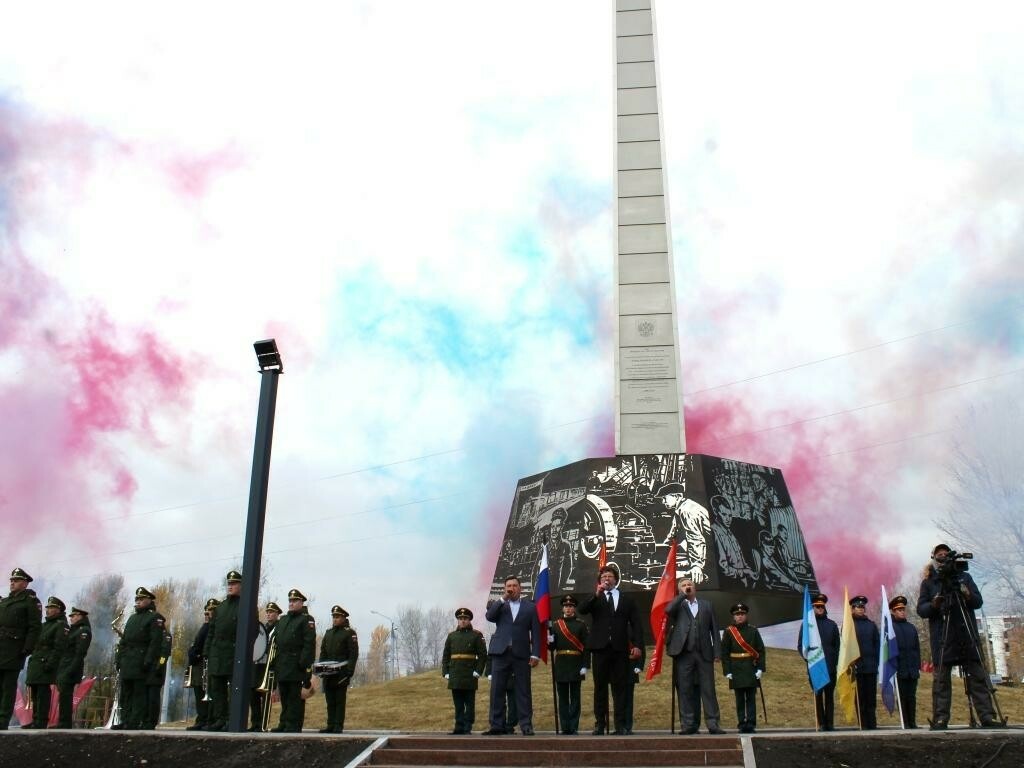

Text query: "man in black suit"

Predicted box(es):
[578, 564, 644, 735]
[665, 577, 724, 734]
[483, 575, 542, 735]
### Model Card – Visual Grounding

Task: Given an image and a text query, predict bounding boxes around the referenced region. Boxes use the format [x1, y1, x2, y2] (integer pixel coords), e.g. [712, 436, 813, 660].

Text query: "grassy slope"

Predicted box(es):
[297, 648, 1022, 732]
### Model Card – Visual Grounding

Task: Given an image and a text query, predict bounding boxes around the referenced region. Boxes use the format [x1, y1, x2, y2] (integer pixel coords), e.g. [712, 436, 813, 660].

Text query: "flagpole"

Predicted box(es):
[670, 657, 677, 734]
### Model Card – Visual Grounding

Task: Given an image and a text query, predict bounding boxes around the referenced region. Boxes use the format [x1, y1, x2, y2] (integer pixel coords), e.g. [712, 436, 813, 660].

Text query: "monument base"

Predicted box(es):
[490, 453, 818, 629]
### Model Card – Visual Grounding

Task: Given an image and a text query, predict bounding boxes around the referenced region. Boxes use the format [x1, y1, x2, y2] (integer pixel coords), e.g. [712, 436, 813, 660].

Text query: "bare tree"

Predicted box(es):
[940, 398, 1024, 613]
[73, 573, 128, 676]
[423, 606, 452, 669]
[396, 605, 427, 673]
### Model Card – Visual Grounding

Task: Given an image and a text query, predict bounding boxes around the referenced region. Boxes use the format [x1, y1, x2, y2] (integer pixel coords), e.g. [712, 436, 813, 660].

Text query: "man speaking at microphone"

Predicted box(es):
[483, 575, 541, 736]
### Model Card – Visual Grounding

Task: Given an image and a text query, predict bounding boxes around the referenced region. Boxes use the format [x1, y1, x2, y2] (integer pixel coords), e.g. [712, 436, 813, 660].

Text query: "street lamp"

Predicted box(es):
[228, 339, 283, 732]
[370, 610, 398, 680]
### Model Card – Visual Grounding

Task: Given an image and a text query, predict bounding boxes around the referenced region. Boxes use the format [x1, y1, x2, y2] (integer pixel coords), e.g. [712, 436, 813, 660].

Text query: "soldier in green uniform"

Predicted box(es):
[144, 613, 172, 729]
[203, 570, 242, 731]
[185, 598, 219, 731]
[56, 606, 92, 728]
[441, 607, 486, 735]
[720, 602, 766, 734]
[0, 567, 42, 730]
[272, 588, 316, 733]
[116, 586, 162, 730]
[551, 595, 589, 735]
[250, 600, 281, 731]
[318, 605, 359, 734]
[25, 596, 69, 728]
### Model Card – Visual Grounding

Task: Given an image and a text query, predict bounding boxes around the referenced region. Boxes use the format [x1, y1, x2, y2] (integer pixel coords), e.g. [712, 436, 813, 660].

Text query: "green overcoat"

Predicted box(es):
[56, 618, 92, 686]
[272, 610, 316, 683]
[26, 615, 69, 685]
[441, 626, 486, 690]
[720, 623, 766, 689]
[0, 589, 42, 670]
[116, 608, 162, 681]
[551, 617, 590, 683]
[204, 594, 241, 677]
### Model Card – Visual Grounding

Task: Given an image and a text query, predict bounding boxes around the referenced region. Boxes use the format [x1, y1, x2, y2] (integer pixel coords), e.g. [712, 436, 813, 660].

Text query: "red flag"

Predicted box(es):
[598, 539, 607, 571]
[645, 538, 678, 680]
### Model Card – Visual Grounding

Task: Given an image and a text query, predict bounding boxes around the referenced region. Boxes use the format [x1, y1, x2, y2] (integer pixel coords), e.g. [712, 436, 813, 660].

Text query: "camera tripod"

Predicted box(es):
[930, 577, 1007, 729]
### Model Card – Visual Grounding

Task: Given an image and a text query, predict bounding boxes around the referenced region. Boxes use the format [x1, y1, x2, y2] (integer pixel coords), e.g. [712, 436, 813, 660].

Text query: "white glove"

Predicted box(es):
[472, 671, 480, 678]
[487, 675, 492, 681]
[755, 670, 763, 680]
[726, 673, 733, 680]
[633, 668, 641, 675]
[580, 668, 587, 677]
[444, 674, 449, 679]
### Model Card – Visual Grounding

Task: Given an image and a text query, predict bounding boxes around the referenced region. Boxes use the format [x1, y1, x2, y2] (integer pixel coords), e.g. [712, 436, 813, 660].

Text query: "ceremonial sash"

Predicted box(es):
[556, 619, 585, 652]
[727, 626, 760, 661]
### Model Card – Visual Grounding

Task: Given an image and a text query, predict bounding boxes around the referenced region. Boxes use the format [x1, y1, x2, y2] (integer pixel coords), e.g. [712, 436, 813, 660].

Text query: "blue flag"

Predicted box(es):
[801, 585, 831, 692]
[879, 586, 900, 714]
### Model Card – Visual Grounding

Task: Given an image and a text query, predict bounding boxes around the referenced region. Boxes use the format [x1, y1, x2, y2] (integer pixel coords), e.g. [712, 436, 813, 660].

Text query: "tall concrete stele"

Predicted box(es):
[614, 0, 686, 456]
[489, 1, 819, 629]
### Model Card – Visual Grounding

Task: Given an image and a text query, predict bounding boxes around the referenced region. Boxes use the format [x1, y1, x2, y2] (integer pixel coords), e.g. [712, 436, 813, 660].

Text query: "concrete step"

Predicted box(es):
[367, 735, 744, 767]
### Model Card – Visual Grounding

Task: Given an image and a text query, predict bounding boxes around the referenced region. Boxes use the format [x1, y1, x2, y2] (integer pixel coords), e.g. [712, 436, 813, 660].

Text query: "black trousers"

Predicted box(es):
[30, 683, 53, 728]
[814, 680, 836, 730]
[250, 689, 267, 730]
[897, 676, 918, 728]
[932, 659, 995, 725]
[145, 684, 163, 729]
[190, 684, 210, 727]
[488, 652, 532, 731]
[121, 678, 149, 729]
[57, 682, 77, 728]
[733, 687, 757, 731]
[556, 680, 582, 734]
[207, 674, 230, 727]
[276, 680, 305, 732]
[451, 688, 476, 733]
[856, 673, 878, 729]
[324, 678, 350, 731]
[590, 648, 628, 732]
[0, 668, 21, 729]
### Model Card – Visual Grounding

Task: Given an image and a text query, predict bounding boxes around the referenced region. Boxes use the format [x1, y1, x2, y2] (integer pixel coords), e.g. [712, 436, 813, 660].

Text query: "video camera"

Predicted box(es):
[936, 549, 973, 581]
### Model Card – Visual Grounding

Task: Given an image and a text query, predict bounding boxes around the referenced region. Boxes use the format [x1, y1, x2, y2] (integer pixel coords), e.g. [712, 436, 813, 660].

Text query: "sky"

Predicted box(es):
[2, 1, 1022, 641]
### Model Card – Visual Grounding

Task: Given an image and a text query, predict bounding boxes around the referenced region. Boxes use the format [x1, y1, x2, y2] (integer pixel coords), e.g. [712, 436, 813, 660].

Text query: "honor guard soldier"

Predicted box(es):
[319, 605, 359, 733]
[850, 595, 880, 729]
[204, 570, 243, 731]
[144, 613, 172, 729]
[272, 588, 316, 733]
[25, 596, 70, 728]
[250, 600, 281, 731]
[0, 567, 42, 730]
[186, 598, 219, 730]
[888, 594, 920, 728]
[116, 587, 162, 730]
[551, 595, 589, 735]
[720, 603, 766, 734]
[56, 607, 92, 728]
[797, 593, 839, 730]
[442, 607, 486, 735]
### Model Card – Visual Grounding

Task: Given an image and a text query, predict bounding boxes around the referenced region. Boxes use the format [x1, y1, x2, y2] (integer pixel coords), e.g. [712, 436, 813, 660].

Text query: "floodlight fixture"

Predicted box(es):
[253, 338, 283, 372]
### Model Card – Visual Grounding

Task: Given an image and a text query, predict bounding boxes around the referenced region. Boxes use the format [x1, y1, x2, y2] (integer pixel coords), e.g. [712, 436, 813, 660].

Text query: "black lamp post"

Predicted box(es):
[228, 339, 283, 732]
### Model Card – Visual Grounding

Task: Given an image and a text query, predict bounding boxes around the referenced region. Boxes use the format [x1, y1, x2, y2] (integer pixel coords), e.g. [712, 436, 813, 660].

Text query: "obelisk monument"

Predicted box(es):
[614, 0, 686, 455]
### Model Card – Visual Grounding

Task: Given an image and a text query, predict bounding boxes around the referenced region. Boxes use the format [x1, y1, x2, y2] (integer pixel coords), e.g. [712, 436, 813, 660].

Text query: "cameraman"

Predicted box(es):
[916, 543, 999, 729]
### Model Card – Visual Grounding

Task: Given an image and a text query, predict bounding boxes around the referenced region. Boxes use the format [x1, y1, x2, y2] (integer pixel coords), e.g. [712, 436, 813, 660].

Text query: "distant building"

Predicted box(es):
[979, 615, 1024, 682]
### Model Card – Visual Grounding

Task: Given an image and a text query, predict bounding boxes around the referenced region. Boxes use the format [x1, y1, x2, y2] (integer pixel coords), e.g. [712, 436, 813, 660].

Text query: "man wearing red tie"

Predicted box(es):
[578, 564, 643, 735]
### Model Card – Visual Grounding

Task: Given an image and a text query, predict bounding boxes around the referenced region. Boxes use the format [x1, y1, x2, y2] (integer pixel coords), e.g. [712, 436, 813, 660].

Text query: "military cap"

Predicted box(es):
[560, 595, 578, 607]
[69, 606, 89, 617]
[812, 593, 828, 606]
[730, 602, 749, 615]
[455, 607, 473, 619]
[889, 595, 908, 610]
[331, 605, 349, 617]
[9, 567, 32, 582]
[204, 598, 221, 612]
[135, 586, 156, 600]
[265, 601, 282, 614]
[46, 596, 66, 611]
[287, 588, 307, 602]
[849, 595, 868, 607]
[226, 569, 243, 583]
[932, 543, 952, 557]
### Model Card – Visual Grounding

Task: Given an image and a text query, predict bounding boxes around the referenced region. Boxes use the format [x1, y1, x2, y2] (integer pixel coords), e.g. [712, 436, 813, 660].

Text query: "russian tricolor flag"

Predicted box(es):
[535, 544, 551, 663]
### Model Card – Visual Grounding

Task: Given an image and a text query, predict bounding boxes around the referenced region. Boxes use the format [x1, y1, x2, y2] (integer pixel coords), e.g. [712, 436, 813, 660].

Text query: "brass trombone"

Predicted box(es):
[103, 606, 127, 729]
[257, 631, 277, 731]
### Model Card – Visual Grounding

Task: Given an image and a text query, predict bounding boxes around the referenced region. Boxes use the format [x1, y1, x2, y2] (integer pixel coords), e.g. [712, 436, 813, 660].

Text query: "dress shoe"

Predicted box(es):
[480, 728, 506, 735]
[21, 724, 38, 730]
[319, 727, 334, 734]
[449, 729, 464, 735]
[591, 727, 605, 735]
[271, 726, 287, 733]
[205, 723, 226, 732]
[683, 726, 699, 735]
[613, 729, 626, 735]
[708, 726, 726, 734]
[521, 726, 535, 736]
[186, 723, 206, 731]
[981, 720, 1005, 729]
[929, 721, 948, 731]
